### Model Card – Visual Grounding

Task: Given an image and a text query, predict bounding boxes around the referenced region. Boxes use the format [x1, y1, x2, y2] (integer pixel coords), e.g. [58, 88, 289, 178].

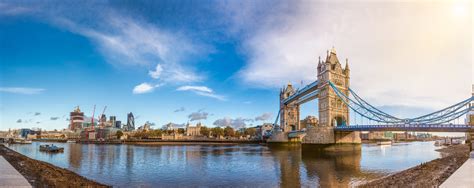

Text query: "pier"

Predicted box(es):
[440, 151, 474, 188]
[0, 156, 31, 187]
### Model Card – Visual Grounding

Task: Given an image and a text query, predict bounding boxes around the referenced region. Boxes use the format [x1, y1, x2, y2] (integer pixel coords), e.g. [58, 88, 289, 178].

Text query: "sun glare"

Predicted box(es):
[452, 1, 469, 17]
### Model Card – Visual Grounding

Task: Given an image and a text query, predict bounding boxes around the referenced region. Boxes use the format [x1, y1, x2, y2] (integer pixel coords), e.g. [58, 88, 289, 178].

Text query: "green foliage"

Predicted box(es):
[244, 128, 257, 136]
[211, 127, 224, 137]
[116, 130, 123, 139]
[224, 126, 235, 137]
[177, 128, 185, 134]
[200, 126, 211, 137]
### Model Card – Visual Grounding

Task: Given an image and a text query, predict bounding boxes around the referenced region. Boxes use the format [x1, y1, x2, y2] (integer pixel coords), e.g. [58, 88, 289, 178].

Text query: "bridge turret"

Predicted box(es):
[318, 47, 350, 127]
[280, 82, 300, 132]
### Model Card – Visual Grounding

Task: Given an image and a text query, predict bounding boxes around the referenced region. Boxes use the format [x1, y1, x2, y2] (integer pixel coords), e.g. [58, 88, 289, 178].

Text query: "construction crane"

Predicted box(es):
[90, 105, 96, 130]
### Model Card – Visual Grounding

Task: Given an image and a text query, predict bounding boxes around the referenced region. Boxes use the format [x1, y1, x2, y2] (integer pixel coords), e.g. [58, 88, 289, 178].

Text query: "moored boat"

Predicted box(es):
[13, 138, 32, 144]
[39, 144, 64, 152]
[66, 140, 76, 143]
[377, 140, 392, 145]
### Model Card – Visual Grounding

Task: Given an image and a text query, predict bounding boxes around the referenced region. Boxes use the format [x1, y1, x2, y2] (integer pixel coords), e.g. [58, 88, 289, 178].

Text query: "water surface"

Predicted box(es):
[8, 141, 441, 187]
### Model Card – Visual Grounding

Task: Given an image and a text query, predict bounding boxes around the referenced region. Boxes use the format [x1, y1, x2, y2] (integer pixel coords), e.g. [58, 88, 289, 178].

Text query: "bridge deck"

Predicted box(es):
[334, 124, 474, 132]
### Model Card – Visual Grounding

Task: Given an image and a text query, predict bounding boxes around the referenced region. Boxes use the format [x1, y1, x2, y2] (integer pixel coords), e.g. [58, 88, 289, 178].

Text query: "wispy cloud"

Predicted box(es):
[177, 86, 226, 101]
[213, 117, 253, 129]
[224, 1, 472, 109]
[34, 112, 41, 116]
[132, 83, 164, 94]
[174, 107, 185, 113]
[53, 15, 208, 87]
[255, 112, 272, 121]
[0, 87, 45, 94]
[188, 110, 209, 121]
[50, 117, 60, 120]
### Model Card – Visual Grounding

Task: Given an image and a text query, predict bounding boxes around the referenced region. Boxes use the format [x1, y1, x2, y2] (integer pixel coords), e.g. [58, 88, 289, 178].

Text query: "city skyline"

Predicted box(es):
[1, 1, 472, 131]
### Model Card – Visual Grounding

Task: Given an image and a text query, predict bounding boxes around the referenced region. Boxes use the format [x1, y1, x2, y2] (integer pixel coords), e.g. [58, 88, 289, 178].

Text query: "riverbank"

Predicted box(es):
[0, 144, 109, 187]
[358, 144, 470, 188]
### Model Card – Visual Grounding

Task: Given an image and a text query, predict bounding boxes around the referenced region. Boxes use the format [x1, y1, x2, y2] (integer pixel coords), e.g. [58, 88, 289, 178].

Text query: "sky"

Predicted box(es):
[0, 0, 472, 132]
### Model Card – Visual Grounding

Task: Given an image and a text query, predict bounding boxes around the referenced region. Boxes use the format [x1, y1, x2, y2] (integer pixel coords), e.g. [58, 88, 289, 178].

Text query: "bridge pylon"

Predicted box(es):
[280, 83, 300, 132]
[303, 48, 361, 144]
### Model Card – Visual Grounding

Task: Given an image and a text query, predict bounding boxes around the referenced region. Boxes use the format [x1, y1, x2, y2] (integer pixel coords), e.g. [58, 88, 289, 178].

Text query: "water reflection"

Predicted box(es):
[7, 142, 441, 187]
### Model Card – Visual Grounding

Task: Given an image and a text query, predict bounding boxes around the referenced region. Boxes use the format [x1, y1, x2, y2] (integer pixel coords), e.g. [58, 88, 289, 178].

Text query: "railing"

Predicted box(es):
[283, 80, 319, 105]
[334, 124, 474, 132]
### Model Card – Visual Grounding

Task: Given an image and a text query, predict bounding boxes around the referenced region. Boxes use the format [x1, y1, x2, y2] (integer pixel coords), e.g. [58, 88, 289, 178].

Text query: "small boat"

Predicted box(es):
[13, 139, 32, 144]
[377, 140, 392, 145]
[39, 144, 64, 152]
[66, 140, 76, 143]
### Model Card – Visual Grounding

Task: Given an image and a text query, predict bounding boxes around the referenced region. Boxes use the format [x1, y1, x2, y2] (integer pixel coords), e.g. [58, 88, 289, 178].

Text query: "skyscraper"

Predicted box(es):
[69, 106, 84, 130]
[109, 116, 116, 128]
[115, 120, 122, 129]
[126, 112, 135, 131]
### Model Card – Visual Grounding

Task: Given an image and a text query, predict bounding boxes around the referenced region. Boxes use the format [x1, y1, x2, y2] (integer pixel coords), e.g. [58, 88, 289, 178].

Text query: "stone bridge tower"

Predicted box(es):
[317, 47, 350, 127]
[303, 47, 360, 144]
[280, 83, 300, 132]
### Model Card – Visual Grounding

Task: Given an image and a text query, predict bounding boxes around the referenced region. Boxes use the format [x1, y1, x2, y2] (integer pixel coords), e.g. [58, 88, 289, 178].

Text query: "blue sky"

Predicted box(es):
[0, 1, 472, 131]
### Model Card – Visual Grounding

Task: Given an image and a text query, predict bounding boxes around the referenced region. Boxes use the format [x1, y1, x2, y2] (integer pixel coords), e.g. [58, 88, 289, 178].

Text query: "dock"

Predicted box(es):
[0, 156, 31, 188]
[440, 151, 474, 188]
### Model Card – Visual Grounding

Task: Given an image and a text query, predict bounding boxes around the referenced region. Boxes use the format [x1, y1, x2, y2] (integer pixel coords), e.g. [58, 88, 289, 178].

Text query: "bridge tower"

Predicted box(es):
[317, 47, 350, 127]
[303, 47, 360, 144]
[280, 83, 300, 132]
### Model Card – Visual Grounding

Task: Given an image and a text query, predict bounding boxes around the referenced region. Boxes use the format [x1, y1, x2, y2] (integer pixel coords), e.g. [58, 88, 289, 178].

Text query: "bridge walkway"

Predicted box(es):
[0, 156, 32, 188]
[440, 151, 474, 188]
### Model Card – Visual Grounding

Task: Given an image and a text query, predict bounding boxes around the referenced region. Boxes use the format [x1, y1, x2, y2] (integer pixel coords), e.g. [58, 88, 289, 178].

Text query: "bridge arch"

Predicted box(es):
[333, 116, 347, 127]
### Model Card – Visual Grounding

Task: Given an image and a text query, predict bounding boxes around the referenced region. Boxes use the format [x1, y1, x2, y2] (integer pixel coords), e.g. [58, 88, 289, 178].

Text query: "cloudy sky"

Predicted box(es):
[0, 0, 472, 131]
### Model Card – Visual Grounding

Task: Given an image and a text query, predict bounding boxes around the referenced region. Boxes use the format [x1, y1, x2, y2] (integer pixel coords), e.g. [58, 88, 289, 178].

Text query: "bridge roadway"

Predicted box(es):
[334, 124, 474, 132]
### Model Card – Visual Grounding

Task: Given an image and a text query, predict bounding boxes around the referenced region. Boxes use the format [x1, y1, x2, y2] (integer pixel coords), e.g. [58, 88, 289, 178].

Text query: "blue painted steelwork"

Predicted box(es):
[328, 81, 473, 125]
[334, 124, 474, 132]
[283, 80, 319, 105]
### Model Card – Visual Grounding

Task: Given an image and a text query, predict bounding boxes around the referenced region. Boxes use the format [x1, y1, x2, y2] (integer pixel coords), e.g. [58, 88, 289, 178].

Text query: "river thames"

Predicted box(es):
[8, 141, 441, 187]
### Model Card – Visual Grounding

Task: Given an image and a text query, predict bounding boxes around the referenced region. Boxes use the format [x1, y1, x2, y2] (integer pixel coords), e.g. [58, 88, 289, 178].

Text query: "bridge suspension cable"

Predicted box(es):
[328, 81, 474, 125]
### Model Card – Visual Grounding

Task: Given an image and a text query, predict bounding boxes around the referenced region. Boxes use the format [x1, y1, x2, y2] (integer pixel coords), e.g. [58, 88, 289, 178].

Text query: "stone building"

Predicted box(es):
[300, 116, 319, 129]
[186, 122, 202, 136]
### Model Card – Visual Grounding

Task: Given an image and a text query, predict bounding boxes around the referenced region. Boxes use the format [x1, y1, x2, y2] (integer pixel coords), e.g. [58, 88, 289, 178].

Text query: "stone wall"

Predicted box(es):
[335, 131, 361, 144]
[302, 126, 335, 144]
[268, 131, 289, 143]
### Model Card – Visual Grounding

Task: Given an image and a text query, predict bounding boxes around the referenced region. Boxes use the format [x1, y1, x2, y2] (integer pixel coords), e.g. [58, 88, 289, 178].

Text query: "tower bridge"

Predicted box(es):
[270, 47, 474, 147]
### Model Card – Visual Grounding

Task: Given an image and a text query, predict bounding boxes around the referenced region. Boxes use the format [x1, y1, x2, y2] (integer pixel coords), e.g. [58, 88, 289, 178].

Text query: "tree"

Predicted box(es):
[200, 126, 210, 137]
[177, 128, 185, 134]
[116, 130, 124, 139]
[211, 127, 224, 137]
[224, 126, 235, 137]
[244, 128, 257, 137]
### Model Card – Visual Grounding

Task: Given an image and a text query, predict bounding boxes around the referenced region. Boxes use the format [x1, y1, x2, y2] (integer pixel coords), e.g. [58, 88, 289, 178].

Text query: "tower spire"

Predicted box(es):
[345, 58, 349, 70]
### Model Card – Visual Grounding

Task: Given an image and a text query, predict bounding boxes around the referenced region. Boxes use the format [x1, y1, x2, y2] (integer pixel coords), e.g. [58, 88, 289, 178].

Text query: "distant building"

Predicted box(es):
[300, 116, 318, 129]
[185, 122, 201, 136]
[100, 114, 107, 124]
[256, 123, 273, 139]
[126, 112, 135, 131]
[109, 116, 116, 128]
[115, 120, 122, 129]
[69, 106, 84, 130]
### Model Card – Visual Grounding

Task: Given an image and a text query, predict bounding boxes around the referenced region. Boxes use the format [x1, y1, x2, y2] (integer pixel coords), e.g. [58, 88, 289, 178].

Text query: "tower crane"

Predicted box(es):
[90, 105, 96, 130]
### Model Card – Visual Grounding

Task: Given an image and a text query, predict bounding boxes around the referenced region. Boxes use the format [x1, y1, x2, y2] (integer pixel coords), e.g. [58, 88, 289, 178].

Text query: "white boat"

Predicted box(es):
[66, 140, 76, 143]
[377, 140, 392, 145]
[13, 139, 32, 144]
